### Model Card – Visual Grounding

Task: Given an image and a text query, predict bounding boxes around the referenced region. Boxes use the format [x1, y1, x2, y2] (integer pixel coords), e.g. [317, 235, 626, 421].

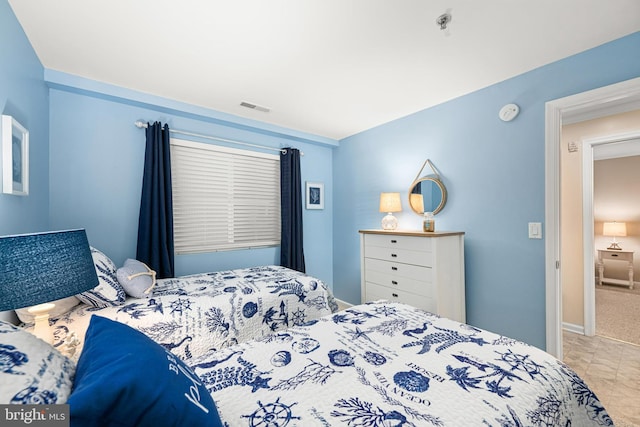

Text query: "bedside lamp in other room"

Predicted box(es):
[379, 192, 402, 230]
[603, 221, 627, 250]
[0, 229, 98, 344]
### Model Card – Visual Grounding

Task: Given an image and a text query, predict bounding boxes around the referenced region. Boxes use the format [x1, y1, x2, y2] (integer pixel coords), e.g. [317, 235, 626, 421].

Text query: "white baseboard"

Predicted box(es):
[562, 322, 585, 335]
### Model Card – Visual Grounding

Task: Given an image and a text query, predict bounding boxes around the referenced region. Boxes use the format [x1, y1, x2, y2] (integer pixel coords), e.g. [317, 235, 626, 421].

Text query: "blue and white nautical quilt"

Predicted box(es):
[192, 302, 612, 426]
[31, 266, 338, 362]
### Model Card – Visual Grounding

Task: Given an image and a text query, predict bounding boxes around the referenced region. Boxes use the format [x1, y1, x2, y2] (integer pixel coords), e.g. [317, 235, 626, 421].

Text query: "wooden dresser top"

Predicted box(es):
[359, 229, 464, 237]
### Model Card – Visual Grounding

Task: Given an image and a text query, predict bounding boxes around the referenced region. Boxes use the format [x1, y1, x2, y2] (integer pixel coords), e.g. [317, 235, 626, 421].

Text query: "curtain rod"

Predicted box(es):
[134, 120, 303, 156]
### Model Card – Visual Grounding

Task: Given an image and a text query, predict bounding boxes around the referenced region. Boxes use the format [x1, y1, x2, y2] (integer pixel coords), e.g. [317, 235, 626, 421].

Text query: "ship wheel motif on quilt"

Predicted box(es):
[244, 398, 300, 427]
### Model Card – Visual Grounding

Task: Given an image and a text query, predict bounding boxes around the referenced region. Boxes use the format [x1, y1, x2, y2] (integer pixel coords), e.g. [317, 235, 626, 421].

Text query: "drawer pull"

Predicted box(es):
[392, 293, 399, 298]
[391, 253, 398, 258]
[392, 280, 398, 285]
[390, 239, 397, 243]
[611, 254, 619, 257]
[391, 266, 398, 271]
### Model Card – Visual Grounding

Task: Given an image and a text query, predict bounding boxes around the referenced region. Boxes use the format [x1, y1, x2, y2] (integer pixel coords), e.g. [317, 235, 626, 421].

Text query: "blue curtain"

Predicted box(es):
[280, 148, 305, 273]
[136, 122, 175, 278]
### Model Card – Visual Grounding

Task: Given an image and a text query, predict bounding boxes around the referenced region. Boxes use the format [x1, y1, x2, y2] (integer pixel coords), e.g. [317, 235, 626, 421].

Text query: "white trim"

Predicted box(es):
[545, 76, 640, 359]
[582, 132, 640, 337]
[562, 322, 585, 335]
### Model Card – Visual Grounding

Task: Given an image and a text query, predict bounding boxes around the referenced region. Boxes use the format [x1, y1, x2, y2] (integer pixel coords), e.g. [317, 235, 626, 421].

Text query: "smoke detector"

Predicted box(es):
[436, 12, 452, 30]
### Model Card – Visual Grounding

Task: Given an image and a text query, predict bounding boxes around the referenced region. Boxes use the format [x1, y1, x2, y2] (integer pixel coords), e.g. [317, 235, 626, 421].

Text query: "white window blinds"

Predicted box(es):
[170, 138, 281, 253]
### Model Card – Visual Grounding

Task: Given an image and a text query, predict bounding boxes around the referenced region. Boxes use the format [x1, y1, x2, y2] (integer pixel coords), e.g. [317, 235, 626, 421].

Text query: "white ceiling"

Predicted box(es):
[9, 1, 640, 140]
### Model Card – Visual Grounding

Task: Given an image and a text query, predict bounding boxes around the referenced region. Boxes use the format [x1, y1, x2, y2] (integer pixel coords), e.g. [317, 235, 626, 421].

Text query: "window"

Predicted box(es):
[170, 138, 280, 253]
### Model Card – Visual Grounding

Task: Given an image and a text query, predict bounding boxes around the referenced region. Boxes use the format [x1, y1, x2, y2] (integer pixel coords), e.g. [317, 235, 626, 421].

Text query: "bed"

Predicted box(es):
[24, 263, 339, 362]
[1, 301, 611, 426]
[189, 301, 611, 426]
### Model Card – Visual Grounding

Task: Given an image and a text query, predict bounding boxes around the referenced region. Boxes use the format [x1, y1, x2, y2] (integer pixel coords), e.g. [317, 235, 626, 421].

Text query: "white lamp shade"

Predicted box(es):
[379, 192, 402, 213]
[603, 222, 627, 237]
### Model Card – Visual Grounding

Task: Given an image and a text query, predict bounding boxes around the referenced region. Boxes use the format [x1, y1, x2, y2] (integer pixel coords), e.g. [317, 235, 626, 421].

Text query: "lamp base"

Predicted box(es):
[607, 242, 622, 250]
[381, 213, 398, 230]
[27, 303, 55, 344]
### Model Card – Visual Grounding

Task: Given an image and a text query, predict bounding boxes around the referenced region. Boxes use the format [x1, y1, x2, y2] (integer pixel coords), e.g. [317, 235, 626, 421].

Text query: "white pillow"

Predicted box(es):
[0, 320, 75, 404]
[76, 247, 126, 308]
[15, 296, 82, 324]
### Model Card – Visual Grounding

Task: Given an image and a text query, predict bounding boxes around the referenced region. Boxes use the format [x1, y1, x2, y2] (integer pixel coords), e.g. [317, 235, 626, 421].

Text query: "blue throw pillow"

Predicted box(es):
[116, 259, 156, 298]
[68, 316, 222, 427]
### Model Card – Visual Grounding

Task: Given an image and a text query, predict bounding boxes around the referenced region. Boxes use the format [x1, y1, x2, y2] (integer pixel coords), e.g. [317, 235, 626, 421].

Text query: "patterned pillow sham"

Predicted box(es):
[0, 320, 75, 404]
[76, 247, 126, 308]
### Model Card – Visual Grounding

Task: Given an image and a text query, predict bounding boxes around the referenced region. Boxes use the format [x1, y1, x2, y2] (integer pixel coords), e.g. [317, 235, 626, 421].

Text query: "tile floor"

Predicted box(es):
[563, 331, 640, 426]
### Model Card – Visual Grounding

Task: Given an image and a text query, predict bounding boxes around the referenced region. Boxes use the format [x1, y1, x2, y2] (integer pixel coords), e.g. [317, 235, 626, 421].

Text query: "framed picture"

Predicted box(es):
[1, 115, 29, 196]
[305, 181, 324, 210]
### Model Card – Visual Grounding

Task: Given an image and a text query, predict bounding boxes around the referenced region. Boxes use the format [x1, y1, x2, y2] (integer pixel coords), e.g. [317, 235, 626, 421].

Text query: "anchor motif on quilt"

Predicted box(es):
[263, 301, 289, 331]
[194, 352, 272, 393]
[402, 324, 488, 354]
[267, 279, 314, 302]
[117, 298, 163, 319]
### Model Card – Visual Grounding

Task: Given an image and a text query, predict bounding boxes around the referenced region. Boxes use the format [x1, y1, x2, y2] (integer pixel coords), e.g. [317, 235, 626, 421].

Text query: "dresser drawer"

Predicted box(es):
[364, 282, 436, 313]
[364, 233, 432, 252]
[599, 251, 633, 262]
[364, 258, 434, 296]
[365, 245, 433, 267]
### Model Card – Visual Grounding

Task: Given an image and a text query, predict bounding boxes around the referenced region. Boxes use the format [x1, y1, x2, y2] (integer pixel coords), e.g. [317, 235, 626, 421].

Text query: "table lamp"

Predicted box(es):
[379, 192, 402, 230]
[0, 229, 98, 343]
[602, 221, 626, 250]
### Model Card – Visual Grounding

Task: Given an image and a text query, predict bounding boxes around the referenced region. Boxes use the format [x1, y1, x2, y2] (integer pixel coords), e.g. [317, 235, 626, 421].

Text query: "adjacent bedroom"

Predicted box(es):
[1, 1, 640, 426]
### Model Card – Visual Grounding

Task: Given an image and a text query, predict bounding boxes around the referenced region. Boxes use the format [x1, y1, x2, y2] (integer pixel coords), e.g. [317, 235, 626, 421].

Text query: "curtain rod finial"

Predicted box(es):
[134, 120, 147, 129]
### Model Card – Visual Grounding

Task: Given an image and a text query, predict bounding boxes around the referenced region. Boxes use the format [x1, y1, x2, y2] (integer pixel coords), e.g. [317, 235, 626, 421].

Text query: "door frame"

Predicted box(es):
[545, 76, 640, 359]
[582, 132, 640, 337]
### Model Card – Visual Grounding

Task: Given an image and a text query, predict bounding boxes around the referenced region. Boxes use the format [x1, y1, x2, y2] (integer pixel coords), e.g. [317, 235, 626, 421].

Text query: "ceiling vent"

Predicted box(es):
[240, 101, 270, 113]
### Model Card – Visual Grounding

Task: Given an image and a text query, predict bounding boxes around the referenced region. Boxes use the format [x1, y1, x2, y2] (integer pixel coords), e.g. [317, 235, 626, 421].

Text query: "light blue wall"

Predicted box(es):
[47, 83, 335, 288]
[0, 1, 49, 235]
[333, 32, 640, 349]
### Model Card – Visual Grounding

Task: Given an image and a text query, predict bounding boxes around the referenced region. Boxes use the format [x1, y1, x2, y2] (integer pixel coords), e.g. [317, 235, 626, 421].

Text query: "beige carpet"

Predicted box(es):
[596, 285, 640, 345]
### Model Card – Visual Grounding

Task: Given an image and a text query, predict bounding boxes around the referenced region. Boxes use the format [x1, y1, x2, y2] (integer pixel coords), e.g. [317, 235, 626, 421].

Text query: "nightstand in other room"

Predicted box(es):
[597, 249, 634, 289]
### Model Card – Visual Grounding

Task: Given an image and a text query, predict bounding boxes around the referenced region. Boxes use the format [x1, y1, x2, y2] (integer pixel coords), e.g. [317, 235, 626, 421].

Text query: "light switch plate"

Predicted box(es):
[528, 222, 542, 239]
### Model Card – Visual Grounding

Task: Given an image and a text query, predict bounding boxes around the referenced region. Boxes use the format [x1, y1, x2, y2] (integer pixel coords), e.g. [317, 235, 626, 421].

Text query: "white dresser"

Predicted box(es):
[359, 229, 465, 323]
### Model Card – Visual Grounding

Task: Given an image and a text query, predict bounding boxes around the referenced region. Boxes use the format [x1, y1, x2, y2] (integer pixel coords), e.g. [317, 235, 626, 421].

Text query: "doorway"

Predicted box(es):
[545, 76, 640, 359]
[582, 134, 640, 339]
